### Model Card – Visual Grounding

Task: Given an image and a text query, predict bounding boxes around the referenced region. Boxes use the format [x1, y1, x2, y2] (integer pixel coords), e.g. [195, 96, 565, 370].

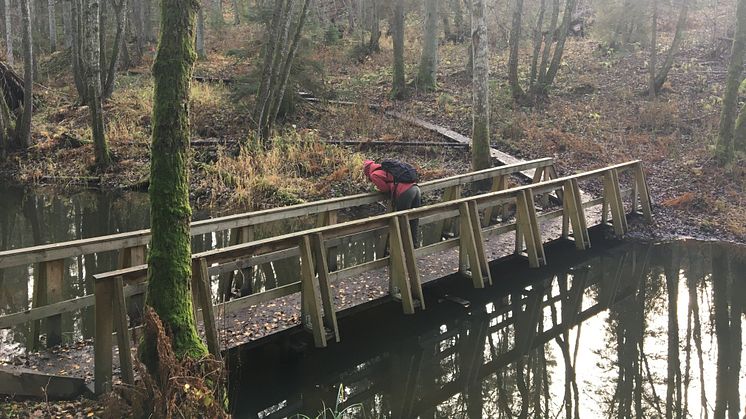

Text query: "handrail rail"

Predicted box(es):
[92, 160, 644, 284]
[0, 158, 553, 269]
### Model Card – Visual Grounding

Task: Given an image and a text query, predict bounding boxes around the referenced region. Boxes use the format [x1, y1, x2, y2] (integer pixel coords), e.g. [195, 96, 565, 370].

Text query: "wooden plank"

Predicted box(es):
[94, 278, 114, 395]
[515, 191, 539, 268]
[468, 201, 492, 286]
[603, 170, 625, 237]
[0, 365, 87, 399]
[113, 277, 134, 386]
[44, 259, 65, 347]
[458, 202, 484, 288]
[0, 159, 552, 269]
[195, 258, 222, 359]
[398, 214, 425, 309]
[310, 232, 340, 342]
[388, 217, 415, 314]
[299, 236, 327, 347]
[563, 180, 587, 250]
[634, 162, 653, 222]
[482, 175, 507, 227]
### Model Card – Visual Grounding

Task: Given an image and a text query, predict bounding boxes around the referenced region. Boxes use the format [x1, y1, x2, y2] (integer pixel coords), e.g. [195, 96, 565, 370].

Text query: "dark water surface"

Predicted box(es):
[228, 239, 746, 419]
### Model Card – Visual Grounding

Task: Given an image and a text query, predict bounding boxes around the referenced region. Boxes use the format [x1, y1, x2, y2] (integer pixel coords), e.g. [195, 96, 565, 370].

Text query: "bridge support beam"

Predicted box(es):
[515, 189, 546, 268]
[563, 179, 590, 250]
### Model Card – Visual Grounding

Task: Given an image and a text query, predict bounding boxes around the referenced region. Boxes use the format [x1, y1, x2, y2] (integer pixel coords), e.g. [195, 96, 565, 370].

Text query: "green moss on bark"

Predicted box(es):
[142, 0, 207, 372]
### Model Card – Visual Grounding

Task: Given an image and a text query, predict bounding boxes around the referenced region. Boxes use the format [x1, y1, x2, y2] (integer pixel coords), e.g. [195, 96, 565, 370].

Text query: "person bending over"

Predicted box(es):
[363, 159, 421, 245]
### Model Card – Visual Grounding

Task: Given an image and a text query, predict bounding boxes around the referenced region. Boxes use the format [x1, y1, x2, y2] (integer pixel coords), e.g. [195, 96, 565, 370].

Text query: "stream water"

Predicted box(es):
[1, 188, 745, 418]
[228, 239, 746, 419]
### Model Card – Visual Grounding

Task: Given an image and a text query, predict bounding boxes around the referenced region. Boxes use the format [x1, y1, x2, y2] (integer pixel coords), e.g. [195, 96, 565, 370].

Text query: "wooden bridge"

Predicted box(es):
[0, 158, 652, 396]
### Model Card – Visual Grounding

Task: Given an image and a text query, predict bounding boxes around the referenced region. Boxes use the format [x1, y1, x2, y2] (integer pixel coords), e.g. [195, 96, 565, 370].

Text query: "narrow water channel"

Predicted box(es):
[228, 240, 746, 419]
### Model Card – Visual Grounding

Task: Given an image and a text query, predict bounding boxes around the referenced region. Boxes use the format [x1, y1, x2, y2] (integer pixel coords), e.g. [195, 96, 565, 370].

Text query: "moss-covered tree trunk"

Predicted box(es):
[15, 0, 32, 149]
[84, 0, 112, 167]
[471, 0, 490, 173]
[390, 0, 406, 99]
[716, 0, 746, 164]
[416, 0, 438, 90]
[143, 0, 207, 370]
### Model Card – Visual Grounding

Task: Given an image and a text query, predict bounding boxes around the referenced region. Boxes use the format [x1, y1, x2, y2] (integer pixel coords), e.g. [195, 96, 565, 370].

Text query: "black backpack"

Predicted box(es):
[379, 159, 419, 184]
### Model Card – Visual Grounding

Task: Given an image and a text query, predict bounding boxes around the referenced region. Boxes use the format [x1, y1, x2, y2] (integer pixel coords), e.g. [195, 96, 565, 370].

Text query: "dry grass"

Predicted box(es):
[198, 130, 366, 209]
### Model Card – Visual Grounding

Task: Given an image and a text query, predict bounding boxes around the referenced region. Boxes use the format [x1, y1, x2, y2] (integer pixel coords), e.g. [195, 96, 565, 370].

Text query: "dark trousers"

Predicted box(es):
[394, 185, 422, 247]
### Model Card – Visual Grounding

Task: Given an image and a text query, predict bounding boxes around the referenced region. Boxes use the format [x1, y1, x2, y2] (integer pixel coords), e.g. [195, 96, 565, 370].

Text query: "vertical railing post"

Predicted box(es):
[112, 276, 134, 386]
[457, 202, 486, 288]
[397, 214, 425, 309]
[562, 179, 590, 250]
[119, 245, 146, 325]
[603, 169, 627, 237]
[42, 259, 65, 347]
[310, 232, 340, 342]
[388, 217, 416, 314]
[94, 276, 114, 395]
[299, 235, 327, 347]
[193, 258, 222, 359]
[515, 189, 546, 267]
[316, 210, 339, 271]
[435, 184, 462, 239]
[634, 163, 653, 222]
[482, 175, 507, 227]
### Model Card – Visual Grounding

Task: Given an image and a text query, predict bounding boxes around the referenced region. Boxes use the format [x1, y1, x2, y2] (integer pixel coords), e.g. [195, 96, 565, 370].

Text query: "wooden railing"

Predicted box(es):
[88, 160, 651, 394]
[0, 158, 556, 346]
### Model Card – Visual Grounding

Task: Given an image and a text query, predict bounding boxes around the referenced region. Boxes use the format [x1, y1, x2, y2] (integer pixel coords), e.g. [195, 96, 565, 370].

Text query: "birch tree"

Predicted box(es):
[15, 0, 31, 148]
[471, 0, 490, 173]
[84, 0, 111, 167]
[48, 0, 57, 51]
[4, 0, 13, 66]
[416, 0, 438, 90]
[390, 0, 406, 99]
[142, 0, 208, 368]
[716, 0, 746, 163]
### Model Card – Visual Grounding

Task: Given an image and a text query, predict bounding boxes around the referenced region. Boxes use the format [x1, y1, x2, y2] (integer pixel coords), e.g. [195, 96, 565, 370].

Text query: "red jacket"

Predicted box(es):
[364, 162, 415, 199]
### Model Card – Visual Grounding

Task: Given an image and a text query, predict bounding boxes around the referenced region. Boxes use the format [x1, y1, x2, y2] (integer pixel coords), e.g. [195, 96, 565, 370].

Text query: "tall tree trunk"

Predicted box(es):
[3, 0, 12, 66]
[99, 0, 107, 81]
[508, 0, 524, 101]
[0, 80, 12, 155]
[268, 0, 311, 129]
[143, 0, 208, 369]
[196, 3, 206, 59]
[368, 0, 380, 52]
[416, 0, 438, 90]
[529, 0, 546, 86]
[103, 0, 127, 99]
[252, 0, 285, 129]
[471, 0, 490, 173]
[211, 0, 223, 25]
[84, 0, 111, 167]
[71, 0, 87, 102]
[257, 0, 292, 141]
[15, 0, 31, 148]
[390, 0, 406, 99]
[532, 0, 558, 96]
[62, 0, 72, 49]
[537, 0, 575, 97]
[231, 0, 239, 24]
[441, 0, 451, 41]
[649, 0, 657, 98]
[48, 0, 57, 51]
[653, 0, 688, 93]
[716, 0, 746, 163]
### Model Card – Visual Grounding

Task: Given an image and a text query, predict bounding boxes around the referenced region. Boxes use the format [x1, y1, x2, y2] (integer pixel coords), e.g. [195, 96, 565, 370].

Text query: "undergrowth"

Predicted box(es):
[199, 130, 366, 209]
[103, 307, 228, 419]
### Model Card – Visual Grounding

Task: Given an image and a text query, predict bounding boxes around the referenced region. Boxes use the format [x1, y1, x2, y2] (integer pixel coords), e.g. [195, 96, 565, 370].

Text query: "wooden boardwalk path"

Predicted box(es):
[0, 158, 652, 395]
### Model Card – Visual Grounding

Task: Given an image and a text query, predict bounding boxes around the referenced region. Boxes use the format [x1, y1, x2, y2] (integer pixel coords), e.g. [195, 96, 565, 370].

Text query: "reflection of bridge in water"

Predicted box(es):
[0, 158, 653, 396]
[232, 237, 652, 418]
